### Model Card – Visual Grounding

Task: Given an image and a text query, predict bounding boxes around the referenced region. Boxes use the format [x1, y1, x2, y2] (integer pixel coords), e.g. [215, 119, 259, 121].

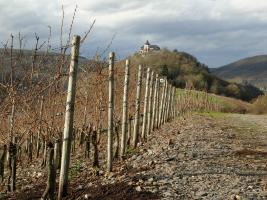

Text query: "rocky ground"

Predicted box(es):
[123, 113, 267, 200]
[2, 112, 267, 199]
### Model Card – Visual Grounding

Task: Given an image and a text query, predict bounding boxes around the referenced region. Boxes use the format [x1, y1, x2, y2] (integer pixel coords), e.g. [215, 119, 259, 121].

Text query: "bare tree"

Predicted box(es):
[41, 142, 56, 200]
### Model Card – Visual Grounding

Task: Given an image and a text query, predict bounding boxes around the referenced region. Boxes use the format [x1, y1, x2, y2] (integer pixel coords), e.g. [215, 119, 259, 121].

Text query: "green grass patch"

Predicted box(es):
[69, 159, 83, 180]
[126, 146, 137, 155]
[176, 88, 251, 114]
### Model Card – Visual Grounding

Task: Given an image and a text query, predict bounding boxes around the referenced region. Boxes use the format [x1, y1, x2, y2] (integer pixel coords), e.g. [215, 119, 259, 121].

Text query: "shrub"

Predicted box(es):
[250, 95, 267, 114]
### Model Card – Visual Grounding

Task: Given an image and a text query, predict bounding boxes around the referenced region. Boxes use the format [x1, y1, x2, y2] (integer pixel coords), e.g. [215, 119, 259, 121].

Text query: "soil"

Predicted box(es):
[2, 182, 159, 200]
[1, 113, 267, 199]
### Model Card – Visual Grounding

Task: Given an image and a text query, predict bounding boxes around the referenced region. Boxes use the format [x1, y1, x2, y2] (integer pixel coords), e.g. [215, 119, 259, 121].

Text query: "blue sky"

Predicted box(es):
[1, 0, 267, 67]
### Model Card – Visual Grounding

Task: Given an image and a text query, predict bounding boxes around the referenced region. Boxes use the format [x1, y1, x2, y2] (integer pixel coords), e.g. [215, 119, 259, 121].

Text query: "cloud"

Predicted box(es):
[0, 0, 267, 67]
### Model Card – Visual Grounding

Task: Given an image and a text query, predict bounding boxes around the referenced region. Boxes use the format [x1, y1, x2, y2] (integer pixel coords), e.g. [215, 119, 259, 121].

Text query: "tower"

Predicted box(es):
[144, 40, 150, 52]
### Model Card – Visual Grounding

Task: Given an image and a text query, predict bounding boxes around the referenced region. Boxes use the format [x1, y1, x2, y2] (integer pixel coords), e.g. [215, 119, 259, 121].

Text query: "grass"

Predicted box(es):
[176, 88, 251, 114]
[69, 159, 83, 180]
[197, 111, 227, 118]
[126, 146, 137, 155]
[249, 95, 267, 114]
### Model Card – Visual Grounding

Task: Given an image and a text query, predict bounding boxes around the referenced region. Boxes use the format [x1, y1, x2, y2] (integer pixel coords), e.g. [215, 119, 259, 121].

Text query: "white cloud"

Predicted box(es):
[0, 0, 267, 67]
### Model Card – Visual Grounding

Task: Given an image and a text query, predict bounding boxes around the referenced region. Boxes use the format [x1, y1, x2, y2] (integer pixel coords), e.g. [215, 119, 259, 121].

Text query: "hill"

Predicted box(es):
[0, 48, 89, 88]
[129, 50, 263, 101]
[212, 55, 267, 90]
[0, 48, 263, 101]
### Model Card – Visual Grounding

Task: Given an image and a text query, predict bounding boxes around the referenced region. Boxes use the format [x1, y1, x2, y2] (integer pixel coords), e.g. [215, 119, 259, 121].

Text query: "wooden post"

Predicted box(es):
[83, 92, 88, 127]
[172, 86, 175, 118]
[156, 77, 161, 129]
[163, 83, 169, 124]
[176, 89, 179, 117]
[163, 81, 168, 123]
[41, 140, 47, 167]
[58, 35, 80, 200]
[147, 71, 154, 135]
[107, 52, 115, 172]
[170, 87, 175, 119]
[120, 59, 130, 158]
[183, 91, 186, 115]
[151, 74, 159, 130]
[170, 86, 174, 120]
[159, 78, 166, 126]
[37, 96, 44, 158]
[141, 68, 151, 140]
[166, 85, 172, 121]
[164, 84, 169, 122]
[28, 134, 33, 162]
[7, 100, 16, 192]
[132, 65, 142, 148]
[182, 93, 184, 116]
[0, 145, 7, 182]
[8, 136, 17, 192]
[168, 86, 173, 120]
[9, 101, 15, 142]
[127, 116, 133, 146]
[54, 139, 60, 170]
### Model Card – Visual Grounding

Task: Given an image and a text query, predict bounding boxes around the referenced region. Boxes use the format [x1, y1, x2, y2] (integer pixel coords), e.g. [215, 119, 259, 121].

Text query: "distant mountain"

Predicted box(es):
[212, 55, 267, 91]
[208, 68, 217, 73]
[0, 48, 88, 80]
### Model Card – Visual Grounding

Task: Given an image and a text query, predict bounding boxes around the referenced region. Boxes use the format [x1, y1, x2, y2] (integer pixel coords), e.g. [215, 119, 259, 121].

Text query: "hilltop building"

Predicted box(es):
[139, 40, 160, 54]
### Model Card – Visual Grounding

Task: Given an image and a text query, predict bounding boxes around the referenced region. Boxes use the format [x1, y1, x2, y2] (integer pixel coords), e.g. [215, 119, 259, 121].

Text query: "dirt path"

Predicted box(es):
[3, 113, 267, 199]
[122, 113, 267, 200]
[232, 114, 267, 129]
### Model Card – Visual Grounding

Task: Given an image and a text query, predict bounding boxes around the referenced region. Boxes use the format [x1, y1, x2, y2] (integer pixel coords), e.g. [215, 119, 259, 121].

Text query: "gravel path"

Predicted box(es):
[124, 113, 267, 200]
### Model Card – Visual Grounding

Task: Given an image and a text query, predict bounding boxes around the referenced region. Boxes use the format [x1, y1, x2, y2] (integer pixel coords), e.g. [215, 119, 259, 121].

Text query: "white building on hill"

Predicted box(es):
[139, 40, 160, 54]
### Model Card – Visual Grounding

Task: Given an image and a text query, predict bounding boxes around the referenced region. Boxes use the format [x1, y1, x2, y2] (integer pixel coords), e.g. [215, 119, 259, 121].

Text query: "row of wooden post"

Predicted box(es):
[55, 38, 179, 198]
[106, 52, 179, 175]
[0, 35, 220, 200]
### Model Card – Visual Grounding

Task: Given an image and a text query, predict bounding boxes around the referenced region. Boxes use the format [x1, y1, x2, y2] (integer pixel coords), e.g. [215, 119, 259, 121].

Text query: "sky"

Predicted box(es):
[1, 0, 267, 68]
